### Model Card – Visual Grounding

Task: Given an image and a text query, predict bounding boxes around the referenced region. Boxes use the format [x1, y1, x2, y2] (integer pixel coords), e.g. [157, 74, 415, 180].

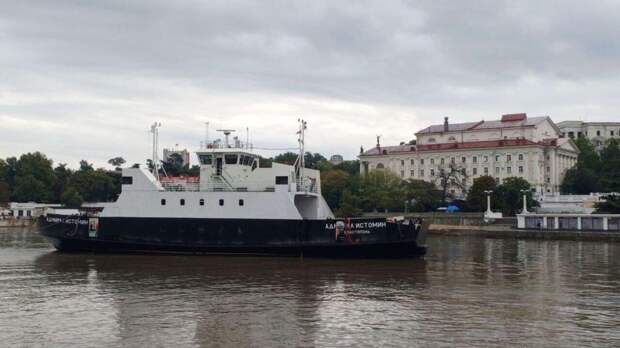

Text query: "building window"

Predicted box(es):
[410, 159, 414, 165]
[420, 169, 424, 177]
[546, 177, 551, 183]
[400, 171, 404, 177]
[161, 199, 166, 206]
[410, 170, 415, 177]
[473, 168, 478, 175]
[451, 157, 455, 164]
[448, 136, 456, 141]
[484, 167, 489, 174]
[428, 138, 436, 143]
[440, 158, 444, 165]
[495, 167, 500, 174]
[375, 163, 384, 169]
[431, 158, 435, 165]
[597, 130, 601, 136]
[180, 199, 185, 206]
[496, 178, 500, 184]
[461, 168, 466, 175]
[495, 155, 500, 162]
[199, 199, 205, 206]
[473, 156, 477, 163]
[519, 166, 524, 173]
[611, 131, 615, 136]
[518, 154, 523, 161]
[275, 176, 289, 184]
[420, 159, 424, 165]
[507, 167, 512, 174]
[239, 199, 244, 206]
[430, 169, 435, 176]
[546, 155, 550, 161]
[401, 160, 404, 166]
[507, 154, 512, 162]
[546, 166, 550, 172]
[484, 156, 489, 162]
[461, 157, 466, 163]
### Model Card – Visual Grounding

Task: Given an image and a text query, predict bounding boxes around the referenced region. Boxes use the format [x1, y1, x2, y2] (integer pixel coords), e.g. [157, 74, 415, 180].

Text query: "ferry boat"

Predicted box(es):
[40, 120, 427, 258]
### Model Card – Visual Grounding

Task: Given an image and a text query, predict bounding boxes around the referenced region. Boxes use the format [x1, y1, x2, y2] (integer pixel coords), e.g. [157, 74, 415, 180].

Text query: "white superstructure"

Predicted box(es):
[101, 121, 334, 220]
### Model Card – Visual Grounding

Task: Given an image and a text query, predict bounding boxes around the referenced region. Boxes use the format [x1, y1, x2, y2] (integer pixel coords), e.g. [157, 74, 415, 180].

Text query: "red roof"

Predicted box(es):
[501, 113, 527, 122]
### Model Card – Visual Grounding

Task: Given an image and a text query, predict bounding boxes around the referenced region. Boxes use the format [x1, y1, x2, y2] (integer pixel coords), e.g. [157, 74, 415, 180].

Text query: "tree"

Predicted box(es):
[108, 156, 126, 170]
[561, 167, 600, 194]
[13, 152, 55, 202]
[336, 188, 362, 217]
[61, 187, 83, 208]
[466, 176, 497, 212]
[273, 152, 298, 165]
[162, 153, 187, 176]
[402, 179, 442, 212]
[0, 182, 9, 205]
[79, 160, 94, 172]
[304, 152, 327, 169]
[599, 138, 620, 192]
[595, 194, 620, 214]
[321, 169, 351, 209]
[333, 160, 360, 175]
[433, 163, 468, 202]
[359, 170, 405, 212]
[496, 177, 537, 216]
[53, 164, 73, 202]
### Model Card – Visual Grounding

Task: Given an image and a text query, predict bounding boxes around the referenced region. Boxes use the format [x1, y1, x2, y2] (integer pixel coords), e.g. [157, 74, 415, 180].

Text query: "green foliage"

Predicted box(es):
[0, 182, 9, 204]
[13, 153, 55, 202]
[13, 174, 53, 202]
[595, 195, 620, 214]
[108, 156, 126, 169]
[321, 169, 351, 209]
[466, 176, 497, 211]
[561, 137, 620, 194]
[336, 188, 363, 217]
[79, 160, 94, 172]
[496, 177, 537, 216]
[273, 152, 297, 165]
[403, 179, 443, 212]
[61, 187, 83, 208]
[333, 160, 360, 175]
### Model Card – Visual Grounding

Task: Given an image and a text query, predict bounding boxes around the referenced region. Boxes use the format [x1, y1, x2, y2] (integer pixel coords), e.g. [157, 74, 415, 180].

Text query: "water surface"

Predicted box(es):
[1, 228, 619, 347]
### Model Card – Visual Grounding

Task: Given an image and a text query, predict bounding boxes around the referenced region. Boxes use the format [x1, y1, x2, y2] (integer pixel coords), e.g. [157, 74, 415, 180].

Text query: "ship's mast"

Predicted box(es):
[296, 119, 307, 188]
[150, 122, 162, 181]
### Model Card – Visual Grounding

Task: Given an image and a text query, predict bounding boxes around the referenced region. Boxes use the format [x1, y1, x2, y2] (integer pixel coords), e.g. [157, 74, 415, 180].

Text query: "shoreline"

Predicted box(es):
[429, 224, 620, 242]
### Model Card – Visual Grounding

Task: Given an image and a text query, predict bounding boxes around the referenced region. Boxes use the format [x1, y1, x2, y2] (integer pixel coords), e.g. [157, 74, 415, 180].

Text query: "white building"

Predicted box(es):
[557, 121, 620, 150]
[359, 113, 579, 196]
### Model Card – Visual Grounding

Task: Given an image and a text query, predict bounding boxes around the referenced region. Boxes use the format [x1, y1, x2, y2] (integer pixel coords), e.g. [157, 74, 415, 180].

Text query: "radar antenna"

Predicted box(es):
[296, 119, 307, 190]
[216, 129, 236, 148]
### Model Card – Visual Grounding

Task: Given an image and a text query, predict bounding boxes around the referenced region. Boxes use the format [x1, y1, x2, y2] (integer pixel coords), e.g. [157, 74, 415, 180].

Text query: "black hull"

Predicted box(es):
[39, 215, 427, 258]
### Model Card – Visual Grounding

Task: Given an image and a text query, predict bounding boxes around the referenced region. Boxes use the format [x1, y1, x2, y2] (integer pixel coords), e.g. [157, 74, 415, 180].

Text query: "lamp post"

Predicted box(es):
[483, 190, 493, 214]
[520, 189, 529, 214]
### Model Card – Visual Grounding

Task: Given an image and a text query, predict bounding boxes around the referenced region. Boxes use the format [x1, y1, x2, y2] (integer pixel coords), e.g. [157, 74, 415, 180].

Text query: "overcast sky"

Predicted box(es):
[2, 1, 620, 168]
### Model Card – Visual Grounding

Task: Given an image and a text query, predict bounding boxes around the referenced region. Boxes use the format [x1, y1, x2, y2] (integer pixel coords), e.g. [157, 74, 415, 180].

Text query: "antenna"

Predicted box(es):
[205, 122, 210, 145]
[216, 129, 236, 148]
[246, 127, 249, 149]
[150, 122, 162, 181]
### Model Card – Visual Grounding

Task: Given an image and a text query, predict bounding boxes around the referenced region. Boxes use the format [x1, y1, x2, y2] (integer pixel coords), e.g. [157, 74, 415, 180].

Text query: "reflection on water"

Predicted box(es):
[1, 228, 619, 347]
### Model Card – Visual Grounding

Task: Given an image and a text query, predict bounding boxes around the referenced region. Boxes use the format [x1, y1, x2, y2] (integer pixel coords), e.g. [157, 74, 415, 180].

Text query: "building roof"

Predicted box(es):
[360, 138, 576, 156]
[362, 144, 416, 156]
[415, 114, 549, 135]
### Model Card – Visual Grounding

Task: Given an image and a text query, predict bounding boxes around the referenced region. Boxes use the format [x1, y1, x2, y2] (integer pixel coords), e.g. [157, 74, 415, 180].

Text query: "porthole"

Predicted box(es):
[199, 199, 205, 206]
[239, 199, 244, 206]
[161, 199, 166, 206]
[219, 199, 224, 206]
[180, 199, 185, 206]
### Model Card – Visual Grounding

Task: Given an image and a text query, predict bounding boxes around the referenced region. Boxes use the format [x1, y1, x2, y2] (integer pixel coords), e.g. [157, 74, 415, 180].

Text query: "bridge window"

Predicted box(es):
[219, 199, 224, 206]
[199, 154, 212, 165]
[121, 176, 133, 185]
[225, 154, 238, 164]
[199, 199, 205, 206]
[161, 199, 166, 206]
[239, 199, 244, 206]
[275, 176, 288, 185]
[180, 199, 185, 206]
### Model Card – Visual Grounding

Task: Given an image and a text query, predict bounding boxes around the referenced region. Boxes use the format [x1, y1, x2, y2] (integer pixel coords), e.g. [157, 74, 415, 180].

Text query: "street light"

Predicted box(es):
[483, 190, 493, 214]
[520, 189, 529, 214]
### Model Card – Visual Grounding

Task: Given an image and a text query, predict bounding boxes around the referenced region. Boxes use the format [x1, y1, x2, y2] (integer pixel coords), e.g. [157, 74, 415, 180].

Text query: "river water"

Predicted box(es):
[1, 228, 619, 347]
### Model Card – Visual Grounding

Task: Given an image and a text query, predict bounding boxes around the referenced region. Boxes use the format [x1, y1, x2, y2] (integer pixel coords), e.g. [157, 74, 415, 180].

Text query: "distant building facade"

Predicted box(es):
[163, 148, 190, 167]
[329, 154, 344, 165]
[557, 121, 620, 150]
[359, 113, 579, 196]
